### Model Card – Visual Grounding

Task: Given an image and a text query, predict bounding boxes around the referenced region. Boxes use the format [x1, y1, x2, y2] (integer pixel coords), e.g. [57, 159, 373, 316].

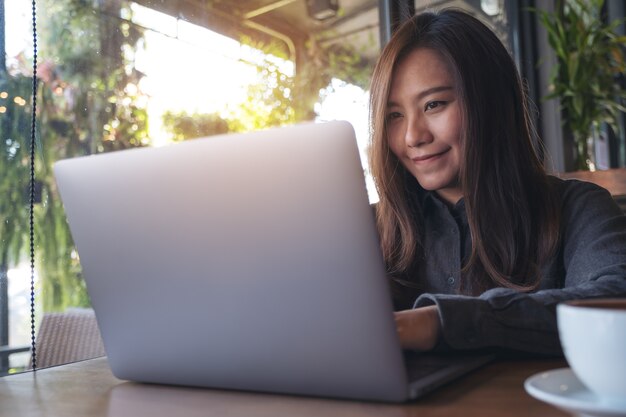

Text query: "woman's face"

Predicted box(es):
[386, 47, 463, 205]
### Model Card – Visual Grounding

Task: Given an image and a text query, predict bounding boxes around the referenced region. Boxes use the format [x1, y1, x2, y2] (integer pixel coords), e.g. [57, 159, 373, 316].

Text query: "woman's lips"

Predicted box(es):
[411, 149, 449, 163]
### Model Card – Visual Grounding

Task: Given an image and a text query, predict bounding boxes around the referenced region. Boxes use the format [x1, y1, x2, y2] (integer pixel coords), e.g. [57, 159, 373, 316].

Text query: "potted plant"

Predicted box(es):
[535, 0, 626, 170]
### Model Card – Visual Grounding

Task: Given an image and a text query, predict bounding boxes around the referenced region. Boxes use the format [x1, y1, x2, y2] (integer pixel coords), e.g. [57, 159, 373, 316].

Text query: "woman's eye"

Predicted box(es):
[386, 112, 403, 121]
[425, 101, 445, 111]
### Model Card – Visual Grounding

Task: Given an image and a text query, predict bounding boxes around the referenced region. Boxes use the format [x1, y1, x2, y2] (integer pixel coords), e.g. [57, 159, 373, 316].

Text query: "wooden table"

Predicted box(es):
[0, 357, 570, 417]
[558, 167, 626, 196]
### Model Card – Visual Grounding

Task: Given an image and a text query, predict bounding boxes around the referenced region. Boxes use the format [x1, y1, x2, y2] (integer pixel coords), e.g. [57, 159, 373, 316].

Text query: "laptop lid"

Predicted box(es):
[54, 120, 410, 402]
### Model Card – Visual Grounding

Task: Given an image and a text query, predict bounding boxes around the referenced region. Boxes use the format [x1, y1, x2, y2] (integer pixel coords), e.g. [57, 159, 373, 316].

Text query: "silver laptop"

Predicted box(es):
[53, 120, 491, 402]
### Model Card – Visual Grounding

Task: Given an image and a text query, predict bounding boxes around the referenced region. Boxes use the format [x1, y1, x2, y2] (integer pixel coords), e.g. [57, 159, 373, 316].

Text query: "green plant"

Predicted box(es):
[535, 0, 626, 170]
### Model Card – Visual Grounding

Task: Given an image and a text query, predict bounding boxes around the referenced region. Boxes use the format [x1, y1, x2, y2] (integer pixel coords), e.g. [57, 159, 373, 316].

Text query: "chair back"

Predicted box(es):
[29, 308, 105, 369]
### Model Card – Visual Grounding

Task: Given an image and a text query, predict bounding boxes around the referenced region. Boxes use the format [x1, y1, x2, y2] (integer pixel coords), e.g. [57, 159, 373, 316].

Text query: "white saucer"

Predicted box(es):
[525, 368, 626, 417]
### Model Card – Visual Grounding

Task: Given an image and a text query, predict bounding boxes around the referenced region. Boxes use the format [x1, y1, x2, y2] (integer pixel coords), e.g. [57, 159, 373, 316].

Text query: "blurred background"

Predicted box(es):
[1, 0, 625, 374]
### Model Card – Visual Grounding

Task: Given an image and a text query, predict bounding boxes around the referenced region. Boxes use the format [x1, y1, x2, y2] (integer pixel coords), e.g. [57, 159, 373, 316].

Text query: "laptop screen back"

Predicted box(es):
[54, 121, 409, 401]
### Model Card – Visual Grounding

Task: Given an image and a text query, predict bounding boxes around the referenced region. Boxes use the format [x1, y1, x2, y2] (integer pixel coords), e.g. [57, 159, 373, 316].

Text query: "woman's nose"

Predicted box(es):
[405, 116, 433, 147]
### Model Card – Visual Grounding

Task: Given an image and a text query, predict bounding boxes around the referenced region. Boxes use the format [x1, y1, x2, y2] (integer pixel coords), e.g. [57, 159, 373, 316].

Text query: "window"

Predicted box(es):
[1, 0, 380, 374]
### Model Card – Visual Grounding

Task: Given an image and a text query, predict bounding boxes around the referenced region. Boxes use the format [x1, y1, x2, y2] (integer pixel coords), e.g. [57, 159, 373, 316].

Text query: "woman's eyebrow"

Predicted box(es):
[387, 85, 454, 107]
[416, 85, 454, 100]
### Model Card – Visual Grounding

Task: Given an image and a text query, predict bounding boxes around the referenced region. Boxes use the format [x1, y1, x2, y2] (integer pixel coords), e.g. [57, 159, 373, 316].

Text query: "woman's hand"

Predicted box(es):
[394, 305, 441, 351]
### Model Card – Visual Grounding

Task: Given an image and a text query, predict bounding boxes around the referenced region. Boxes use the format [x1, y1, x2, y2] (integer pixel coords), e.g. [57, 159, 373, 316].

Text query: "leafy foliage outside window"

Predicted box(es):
[162, 111, 229, 141]
[162, 33, 374, 141]
[1, 0, 148, 311]
[0, 73, 32, 280]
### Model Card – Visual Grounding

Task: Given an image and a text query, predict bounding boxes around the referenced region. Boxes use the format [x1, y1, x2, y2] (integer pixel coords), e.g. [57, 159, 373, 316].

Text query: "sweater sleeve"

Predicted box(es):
[414, 180, 626, 355]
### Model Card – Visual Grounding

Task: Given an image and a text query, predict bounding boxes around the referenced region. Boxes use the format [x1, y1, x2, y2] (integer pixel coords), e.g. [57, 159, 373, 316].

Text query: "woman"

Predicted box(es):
[369, 9, 626, 355]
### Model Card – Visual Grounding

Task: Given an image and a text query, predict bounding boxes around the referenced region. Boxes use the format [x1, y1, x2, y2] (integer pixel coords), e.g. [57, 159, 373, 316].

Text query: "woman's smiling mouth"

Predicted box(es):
[411, 149, 450, 164]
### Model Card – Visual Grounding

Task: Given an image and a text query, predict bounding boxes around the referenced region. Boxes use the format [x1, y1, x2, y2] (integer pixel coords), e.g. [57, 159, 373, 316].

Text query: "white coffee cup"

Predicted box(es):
[557, 298, 626, 404]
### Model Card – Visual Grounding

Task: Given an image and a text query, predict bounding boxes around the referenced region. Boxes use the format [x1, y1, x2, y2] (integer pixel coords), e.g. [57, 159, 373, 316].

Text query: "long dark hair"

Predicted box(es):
[369, 9, 560, 294]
